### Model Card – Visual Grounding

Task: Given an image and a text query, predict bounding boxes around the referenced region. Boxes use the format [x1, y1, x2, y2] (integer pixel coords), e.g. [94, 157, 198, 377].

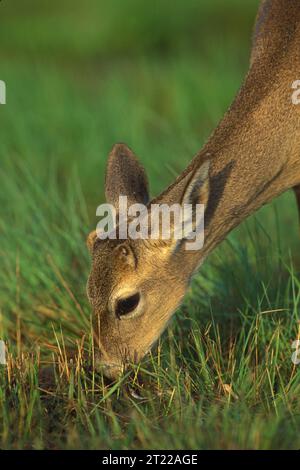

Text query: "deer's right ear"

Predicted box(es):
[86, 230, 97, 253]
[105, 143, 150, 207]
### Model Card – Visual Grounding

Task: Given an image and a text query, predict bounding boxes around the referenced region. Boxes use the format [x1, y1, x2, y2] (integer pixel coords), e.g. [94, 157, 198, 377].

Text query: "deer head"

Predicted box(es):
[86, 143, 210, 379]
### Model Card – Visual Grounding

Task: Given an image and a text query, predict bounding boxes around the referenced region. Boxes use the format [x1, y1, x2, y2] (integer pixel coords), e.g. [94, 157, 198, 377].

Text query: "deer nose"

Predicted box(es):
[98, 362, 124, 380]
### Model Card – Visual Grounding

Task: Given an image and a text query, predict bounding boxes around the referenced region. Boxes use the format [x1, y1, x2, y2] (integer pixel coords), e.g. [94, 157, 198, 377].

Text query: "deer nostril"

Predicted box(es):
[115, 292, 140, 319]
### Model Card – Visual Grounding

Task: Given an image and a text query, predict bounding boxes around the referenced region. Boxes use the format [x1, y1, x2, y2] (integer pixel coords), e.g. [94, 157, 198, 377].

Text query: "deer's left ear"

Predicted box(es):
[173, 160, 210, 251]
[105, 143, 150, 208]
[181, 160, 210, 208]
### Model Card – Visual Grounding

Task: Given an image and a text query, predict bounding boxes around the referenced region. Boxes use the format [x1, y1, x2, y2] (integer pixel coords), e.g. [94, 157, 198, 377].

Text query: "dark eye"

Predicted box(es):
[115, 292, 140, 318]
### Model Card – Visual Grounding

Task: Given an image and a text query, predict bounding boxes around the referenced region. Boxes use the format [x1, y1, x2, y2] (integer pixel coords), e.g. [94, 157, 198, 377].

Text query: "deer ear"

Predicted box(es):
[114, 243, 136, 269]
[181, 160, 210, 208]
[86, 230, 97, 253]
[105, 143, 150, 208]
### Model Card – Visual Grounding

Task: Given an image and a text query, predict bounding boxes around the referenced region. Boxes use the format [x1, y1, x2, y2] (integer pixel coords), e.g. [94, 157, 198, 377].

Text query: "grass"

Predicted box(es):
[1, 0, 300, 450]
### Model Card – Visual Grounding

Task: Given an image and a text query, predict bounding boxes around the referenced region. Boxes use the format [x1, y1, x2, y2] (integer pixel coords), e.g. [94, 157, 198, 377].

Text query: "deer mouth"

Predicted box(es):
[96, 360, 125, 380]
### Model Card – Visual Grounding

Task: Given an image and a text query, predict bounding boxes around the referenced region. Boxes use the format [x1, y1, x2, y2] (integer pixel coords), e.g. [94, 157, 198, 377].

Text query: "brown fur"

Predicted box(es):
[87, 0, 300, 378]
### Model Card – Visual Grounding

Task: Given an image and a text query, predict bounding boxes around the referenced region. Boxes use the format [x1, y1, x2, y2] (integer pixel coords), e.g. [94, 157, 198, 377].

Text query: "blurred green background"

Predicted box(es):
[0, 0, 259, 204]
[2, 0, 300, 450]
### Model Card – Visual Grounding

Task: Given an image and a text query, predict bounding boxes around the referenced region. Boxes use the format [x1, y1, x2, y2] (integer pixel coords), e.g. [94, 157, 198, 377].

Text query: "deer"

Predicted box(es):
[86, 0, 300, 379]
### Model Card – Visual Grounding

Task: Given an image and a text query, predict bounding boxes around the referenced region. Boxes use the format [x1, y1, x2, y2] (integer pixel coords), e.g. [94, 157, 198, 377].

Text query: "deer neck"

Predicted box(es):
[201, 64, 300, 260]
[158, 19, 300, 271]
[201, 134, 287, 260]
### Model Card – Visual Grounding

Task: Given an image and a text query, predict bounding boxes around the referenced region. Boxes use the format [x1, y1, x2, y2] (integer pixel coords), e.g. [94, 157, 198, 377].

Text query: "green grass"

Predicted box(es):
[1, 0, 300, 450]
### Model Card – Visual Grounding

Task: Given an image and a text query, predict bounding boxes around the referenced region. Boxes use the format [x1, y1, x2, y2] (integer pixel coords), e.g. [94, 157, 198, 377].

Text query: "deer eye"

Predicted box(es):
[115, 292, 140, 319]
